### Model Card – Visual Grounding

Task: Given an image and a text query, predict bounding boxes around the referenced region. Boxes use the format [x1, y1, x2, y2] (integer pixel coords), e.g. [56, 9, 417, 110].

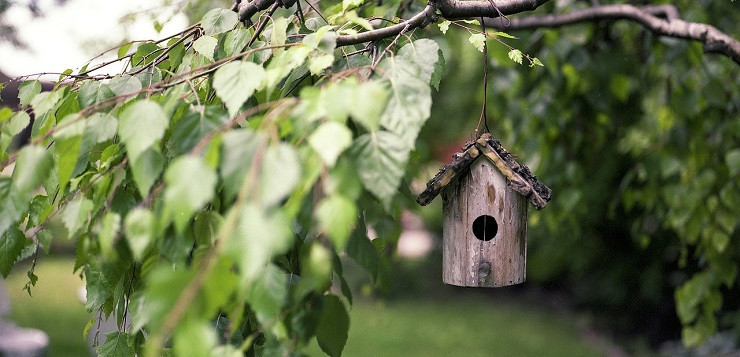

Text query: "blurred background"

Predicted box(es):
[1, 0, 738, 356]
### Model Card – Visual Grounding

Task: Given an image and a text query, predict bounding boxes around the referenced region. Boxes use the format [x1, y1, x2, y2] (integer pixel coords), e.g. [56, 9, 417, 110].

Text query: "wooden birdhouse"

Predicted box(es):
[417, 133, 552, 287]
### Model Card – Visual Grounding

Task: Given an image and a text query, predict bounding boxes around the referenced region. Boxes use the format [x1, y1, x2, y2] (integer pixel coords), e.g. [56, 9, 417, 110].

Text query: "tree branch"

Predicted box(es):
[337, 0, 552, 46]
[484, 4, 740, 63]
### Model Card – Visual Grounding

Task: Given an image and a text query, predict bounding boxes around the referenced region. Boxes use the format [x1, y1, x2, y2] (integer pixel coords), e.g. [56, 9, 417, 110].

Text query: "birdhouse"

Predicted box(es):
[417, 133, 552, 287]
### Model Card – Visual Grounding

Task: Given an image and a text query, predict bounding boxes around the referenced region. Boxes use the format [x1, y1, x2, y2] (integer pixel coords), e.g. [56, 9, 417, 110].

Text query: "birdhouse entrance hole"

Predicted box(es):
[472, 215, 498, 241]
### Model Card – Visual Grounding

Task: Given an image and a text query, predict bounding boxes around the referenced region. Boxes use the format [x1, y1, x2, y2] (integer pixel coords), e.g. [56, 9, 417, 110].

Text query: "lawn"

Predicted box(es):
[5, 258, 604, 356]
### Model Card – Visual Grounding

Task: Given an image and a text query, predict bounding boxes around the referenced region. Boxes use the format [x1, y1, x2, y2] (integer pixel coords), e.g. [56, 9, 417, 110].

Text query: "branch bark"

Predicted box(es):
[484, 4, 740, 63]
[233, 0, 740, 63]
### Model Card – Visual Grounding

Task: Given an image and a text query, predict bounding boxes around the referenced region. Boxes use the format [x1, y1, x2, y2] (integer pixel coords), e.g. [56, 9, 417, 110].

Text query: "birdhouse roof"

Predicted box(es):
[417, 133, 552, 210]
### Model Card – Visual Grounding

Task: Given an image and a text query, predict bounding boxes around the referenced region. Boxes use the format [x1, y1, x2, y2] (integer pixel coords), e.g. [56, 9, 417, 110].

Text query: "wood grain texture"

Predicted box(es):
[442, 159, 527, 287]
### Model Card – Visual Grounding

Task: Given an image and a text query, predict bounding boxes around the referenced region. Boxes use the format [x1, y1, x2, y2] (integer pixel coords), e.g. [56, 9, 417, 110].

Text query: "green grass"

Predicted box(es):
[307, 297, 603, 357]
[4, 259, 604, 357]
[4, 258, 90, 356]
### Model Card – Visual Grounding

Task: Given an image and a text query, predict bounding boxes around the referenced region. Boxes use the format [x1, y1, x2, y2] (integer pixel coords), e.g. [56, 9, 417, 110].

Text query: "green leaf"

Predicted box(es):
[78, 80, 114, 108]
[220, 129, 267, 201]
[0, 107, 11, 123]
[351, 131, 409, 206]
[271, 17, 288, 46]
[378, 40, 438, 147]
[193, 35, 218, 62]
[316, 194, 357, 249]
[124, 207, 154, 260]
[223, 28, 251, 57]
[438, 20, 450, 34]
[508, 49, 523, 65]
[164, 156, 217, 233]
[30, 90, 62, 117]
[346, 221, 379, 279]
[213, 61, 266, 117]
[342, 0, 363, 11]
[53, 119, 85, 190]
[11, 145, 53, 197]
[349, 81, 389, 132]
[97, 332, 136, 357]
[491, 31, 517, 39]
[316, 294, 349, 357]
[84, 264, 112, 311]
[131, 148, 165, 198]
[173, 319, 217, 357]
[226, 204, 293, 279]
[0, 179, 26, 240]
[117, 42, 132, 59]
[430, 49, 445, 91]
[98, 212, 121, 258]
[309, 54, 335, 75]
[108, 74, 143, 97]
[468, 33, 486, 52]
[725, 149, 740, 176]
[309, 122, 352, 167]
[18, 80, 42, 106]
[1, 112, 31, 151]
[61, 197, 93, 238]
[118, 100, 169, 163]
[260, 143, 300, 207]
[201, 8, 239, 36]
[85, 112, 118, 143]
[530, 57, 544, 67]
[0, 227, 28, 277]
[246, 264, 288, 321]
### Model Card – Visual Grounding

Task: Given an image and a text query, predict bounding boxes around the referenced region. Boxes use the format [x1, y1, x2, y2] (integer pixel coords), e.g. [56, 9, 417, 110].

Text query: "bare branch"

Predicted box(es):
[484, 4, 740, 63]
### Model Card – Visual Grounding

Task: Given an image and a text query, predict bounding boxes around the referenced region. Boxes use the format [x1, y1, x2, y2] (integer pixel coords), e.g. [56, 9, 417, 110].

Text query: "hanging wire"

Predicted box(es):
[475, 0, 510, 136]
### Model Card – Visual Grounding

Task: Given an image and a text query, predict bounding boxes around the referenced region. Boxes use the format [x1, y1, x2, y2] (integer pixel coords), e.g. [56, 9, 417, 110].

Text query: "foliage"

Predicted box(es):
[0, 0, 737, 355]
[418, 0, 738, 347]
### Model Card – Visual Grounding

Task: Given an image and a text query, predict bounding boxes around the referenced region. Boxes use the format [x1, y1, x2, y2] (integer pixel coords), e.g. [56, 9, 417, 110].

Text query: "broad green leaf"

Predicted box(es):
[193, 35, 218, 62]
[84, 264, 112, 311]
[169, 106, 227, 155]
[491, 31, 517, 39]
[378, 57, 432, 147]
[438, 20, 451, 34]
[61, 197, 93, 238]
[342, 0, 363, 10]
[2, 111, 31, 141]
[18, 80, 42, 106]
[260, 143, 301, 207]
[396, 39, 441, 83]
[0, 107, 11, 123]
[271, 17, 288, 46]
[316, 294, 349, 357]
[508, 49, 523, 64]
[246, 264, 288, 321]
[201, 8, 239, 36]
[223, 28, 250, 57]
[309, 122, 352, 167]
[30, 90, 62, 116]
[118, 100, 168, 163]
[226, 204, 293, 279]
[349, 81, 388, 131]
[346, 221, 379, 279]
[220, 129, 266, 201]
[117, 42, 132, 58]
[164, 156, 217, 233]
[78, 80, 114, 108]
[316, 194, 357, 249]
[468, 33, 486, 52]
[97, 332, 136, 357]
[173, 319, 217, 357]
[11, 145, 53, 197]
[108, 74, 142, 97]
[85, 112, 118, 143]
[430, 49, 445, 91]
[302, 26, 337, 53]
[213, 61, 266, 117]
[264, 46, 311, 91]
[725, 149, 740, 176]
[351, 131, 409, 205]
[131, 148, 165, 198]
[98, 212, 121, 258]
[124, 207, 154, 260]
[0, 227, 29, 277]
[132, 265, 191, 333]
[529, 57, 544, 67]
[0, 179, 26, 240]
[308, 54, 334, 75]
